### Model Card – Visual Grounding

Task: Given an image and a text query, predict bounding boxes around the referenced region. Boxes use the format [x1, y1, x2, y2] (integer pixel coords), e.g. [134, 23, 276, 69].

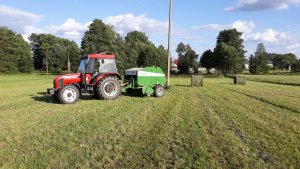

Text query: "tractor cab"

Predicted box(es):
[78, 54, 119, 85]
[78, 54, 118, 74]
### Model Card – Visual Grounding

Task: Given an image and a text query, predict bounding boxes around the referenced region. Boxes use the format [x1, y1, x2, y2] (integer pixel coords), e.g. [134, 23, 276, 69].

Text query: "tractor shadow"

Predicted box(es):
[173, 85, 191, 88]
[121, 92, 145, 98]
[80, 95, 94, 101]
[31, 92, 94, 103]
[31, 92, 57, 104]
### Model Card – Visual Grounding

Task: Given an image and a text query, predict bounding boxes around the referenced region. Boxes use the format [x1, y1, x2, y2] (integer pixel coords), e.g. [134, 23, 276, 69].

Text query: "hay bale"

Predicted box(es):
[234, 75, 246, 85]
[191, 75, 203, 86]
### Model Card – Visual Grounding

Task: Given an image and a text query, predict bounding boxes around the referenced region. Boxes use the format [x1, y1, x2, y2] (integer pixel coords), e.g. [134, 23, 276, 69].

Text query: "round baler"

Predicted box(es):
[123, 67, 166, 97]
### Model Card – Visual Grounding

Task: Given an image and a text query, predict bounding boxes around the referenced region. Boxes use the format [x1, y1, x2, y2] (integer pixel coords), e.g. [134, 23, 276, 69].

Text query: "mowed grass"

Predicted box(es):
[246, 74, 300, 86]
[0, 74, 299, 168]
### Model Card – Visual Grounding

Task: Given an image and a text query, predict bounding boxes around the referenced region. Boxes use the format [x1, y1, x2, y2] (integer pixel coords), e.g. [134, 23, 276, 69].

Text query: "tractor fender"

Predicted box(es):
[73, 83, 82, 96]
[92, 73, 122, 86]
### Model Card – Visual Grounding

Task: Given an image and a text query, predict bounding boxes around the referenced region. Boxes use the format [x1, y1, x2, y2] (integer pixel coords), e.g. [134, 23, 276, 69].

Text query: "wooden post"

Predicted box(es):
[191, 75, 203, 86]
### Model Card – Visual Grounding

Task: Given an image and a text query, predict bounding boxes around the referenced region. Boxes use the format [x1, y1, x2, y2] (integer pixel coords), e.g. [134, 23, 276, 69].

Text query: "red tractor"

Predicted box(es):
[47, 54, 122, 104]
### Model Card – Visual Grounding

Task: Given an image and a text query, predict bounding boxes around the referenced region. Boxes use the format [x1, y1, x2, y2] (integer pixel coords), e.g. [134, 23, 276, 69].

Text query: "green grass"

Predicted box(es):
[0, 74, 299, 168]
[246, 74, 300, 86]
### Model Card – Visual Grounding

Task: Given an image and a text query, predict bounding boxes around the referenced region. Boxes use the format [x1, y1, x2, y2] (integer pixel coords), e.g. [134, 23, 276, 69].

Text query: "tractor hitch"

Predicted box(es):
[47, 88, 56, 95]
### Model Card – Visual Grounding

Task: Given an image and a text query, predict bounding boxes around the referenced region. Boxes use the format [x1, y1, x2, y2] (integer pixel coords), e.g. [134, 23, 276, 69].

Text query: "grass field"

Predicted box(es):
[0, 74, 299, 168]
[246, 74, 300, 86]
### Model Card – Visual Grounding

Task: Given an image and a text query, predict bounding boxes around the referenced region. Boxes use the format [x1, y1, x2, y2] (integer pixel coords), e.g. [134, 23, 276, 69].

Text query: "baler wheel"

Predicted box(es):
[154, 85, 165, 97]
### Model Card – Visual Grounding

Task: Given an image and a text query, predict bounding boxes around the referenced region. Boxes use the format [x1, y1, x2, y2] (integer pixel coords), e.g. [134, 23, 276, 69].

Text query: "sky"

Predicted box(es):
[0, 0, 300, 59]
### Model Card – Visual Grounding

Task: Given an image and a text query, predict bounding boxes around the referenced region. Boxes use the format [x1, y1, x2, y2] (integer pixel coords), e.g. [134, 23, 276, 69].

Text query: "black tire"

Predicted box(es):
[154, 85, 165, 97]
[95, 76, 121, 100]
[57, 85, 80, 104]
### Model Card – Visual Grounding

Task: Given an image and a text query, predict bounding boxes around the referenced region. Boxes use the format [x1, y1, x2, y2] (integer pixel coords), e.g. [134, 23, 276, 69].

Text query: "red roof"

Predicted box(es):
[174, 59, 179, 65]
[88, 54, 115, 59]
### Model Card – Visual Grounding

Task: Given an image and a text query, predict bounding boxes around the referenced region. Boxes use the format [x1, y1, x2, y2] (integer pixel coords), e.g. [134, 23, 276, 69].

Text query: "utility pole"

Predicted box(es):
[67, 52, 71, 73]
[166, 0, 172, 87]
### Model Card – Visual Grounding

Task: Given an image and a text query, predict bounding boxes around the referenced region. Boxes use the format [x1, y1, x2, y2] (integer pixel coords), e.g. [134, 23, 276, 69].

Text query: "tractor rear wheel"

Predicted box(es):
[57, 85, 80, 104]
[96, 76, 121, 100]
[154, 85, 165, 97]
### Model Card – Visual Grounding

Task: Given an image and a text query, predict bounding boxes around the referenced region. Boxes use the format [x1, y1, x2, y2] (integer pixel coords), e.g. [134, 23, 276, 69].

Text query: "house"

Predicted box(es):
[171, 59, 179, 73]
[244, 59, 249, 69]
[267, 60, 273, 68]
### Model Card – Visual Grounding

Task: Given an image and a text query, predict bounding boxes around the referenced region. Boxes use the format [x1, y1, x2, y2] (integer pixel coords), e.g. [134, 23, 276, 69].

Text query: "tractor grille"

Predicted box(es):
[58, 78, 64, 89]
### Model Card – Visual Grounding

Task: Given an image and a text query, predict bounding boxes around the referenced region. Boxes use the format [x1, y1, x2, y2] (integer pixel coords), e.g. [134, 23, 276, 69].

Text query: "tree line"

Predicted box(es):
[0, 19, 167, 74]
[1, 20, 299, 74]
[179, 28, 300, 75]
[180, 29, 246, 75]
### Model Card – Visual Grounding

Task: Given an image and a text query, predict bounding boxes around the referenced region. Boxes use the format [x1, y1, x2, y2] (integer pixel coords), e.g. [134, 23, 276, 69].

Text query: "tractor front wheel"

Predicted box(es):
[154, 85, 165, 97]
[96, 76, 121, 100]
[58, 85, 80, 104]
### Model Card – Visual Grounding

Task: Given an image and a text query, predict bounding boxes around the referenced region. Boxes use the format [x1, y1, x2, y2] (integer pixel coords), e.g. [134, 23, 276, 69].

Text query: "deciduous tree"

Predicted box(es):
[0, 27, 33, 73]
[213, 29, 245, 74]
[249, 43, 269, 74]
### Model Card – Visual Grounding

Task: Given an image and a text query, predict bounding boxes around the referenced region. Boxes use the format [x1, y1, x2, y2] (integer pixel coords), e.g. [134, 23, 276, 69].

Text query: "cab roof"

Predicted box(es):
[81, 54, 115, 59]
[88, 54, 115, 59]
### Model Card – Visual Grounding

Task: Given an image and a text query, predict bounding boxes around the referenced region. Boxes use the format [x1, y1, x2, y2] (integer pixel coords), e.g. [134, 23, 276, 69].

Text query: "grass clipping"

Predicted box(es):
[234, 75, 246, 85]
[191, 75, 203, 86]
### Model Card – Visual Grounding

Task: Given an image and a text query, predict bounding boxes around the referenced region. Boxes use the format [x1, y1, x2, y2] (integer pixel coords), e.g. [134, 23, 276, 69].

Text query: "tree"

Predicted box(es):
[176, 43, 199, 74]
[249, 43, 269, 74]
[29, 34, 80, 73]
[124, 31, 152, 69]
[81, 19, 130, 73]
[213, 29, 245, 74]
[81, 19, 117, 54]
[125, 31, 151, 45]
[176, 42, 187, 57]
[292, 59, 300, 72]
[0, 27, 33, 73]
[124, 31, 167, 72]
[200, 49, 215, 72]
[268, 53, 298, 69]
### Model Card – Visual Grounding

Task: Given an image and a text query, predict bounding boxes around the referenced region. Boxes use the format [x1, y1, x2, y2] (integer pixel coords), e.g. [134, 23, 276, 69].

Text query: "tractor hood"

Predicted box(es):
[53, 73, 81, 89]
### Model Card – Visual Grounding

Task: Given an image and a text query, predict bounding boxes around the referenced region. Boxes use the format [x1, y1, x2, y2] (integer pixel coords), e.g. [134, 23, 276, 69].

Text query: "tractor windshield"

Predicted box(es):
[77, 58, 118, 74]
[77, 58, 88, 73]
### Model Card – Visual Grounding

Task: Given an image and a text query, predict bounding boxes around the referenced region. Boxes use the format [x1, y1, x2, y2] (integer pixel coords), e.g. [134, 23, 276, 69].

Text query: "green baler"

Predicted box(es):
[123, 67, 166, 97]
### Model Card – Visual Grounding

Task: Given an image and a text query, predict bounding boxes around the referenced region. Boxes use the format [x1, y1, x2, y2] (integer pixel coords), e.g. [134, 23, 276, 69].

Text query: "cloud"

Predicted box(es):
[225, 0, 300, 12]
[192, 20, 255, 34]
[0, 5, 43, 32]
[47, 18, 90, 40]
[44, 13, 168, 41]
[232, 20, 255, 33]
[288, 43, 300, 50]
[192, 20, 289, 44]
[245, 29, 289, 43]
[192, 24, 228, 32]
[104, 13, 168, 35]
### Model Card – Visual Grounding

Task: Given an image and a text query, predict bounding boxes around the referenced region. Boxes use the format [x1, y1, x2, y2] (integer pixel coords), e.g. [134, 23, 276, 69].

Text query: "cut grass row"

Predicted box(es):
[0, 75, 299, 168]
[246, 75, 300, 86]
